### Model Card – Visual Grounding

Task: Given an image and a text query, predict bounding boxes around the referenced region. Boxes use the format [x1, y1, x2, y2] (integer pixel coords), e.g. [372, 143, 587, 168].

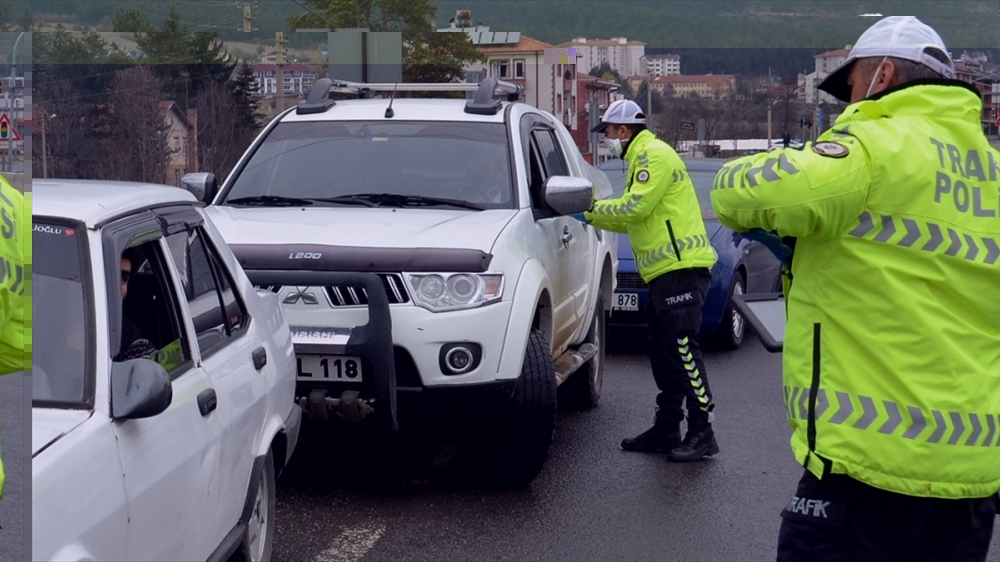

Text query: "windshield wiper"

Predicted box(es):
[310, 195, 381, 208]
[347, 193, 485, 211]
[225, 195, 315, 207]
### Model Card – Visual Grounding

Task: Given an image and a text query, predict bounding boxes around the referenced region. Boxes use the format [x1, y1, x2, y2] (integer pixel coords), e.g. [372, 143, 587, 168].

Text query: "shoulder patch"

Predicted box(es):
[636, 170, 650, 183]
[812, 141, 850, 158]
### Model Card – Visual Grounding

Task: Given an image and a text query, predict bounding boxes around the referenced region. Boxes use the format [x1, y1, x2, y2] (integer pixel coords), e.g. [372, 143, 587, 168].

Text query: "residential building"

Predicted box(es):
[439, 25, 560, 115]
[643, 54, 681, 77]
[954, 59, 999, 134]
[627, 74, 737, 99]
[802, 47, 851, 104]
[569, 73, 621, 164]
[556, 37, 646, 77]
[159, 102, 198, 187]
[252, 63, 319, 97]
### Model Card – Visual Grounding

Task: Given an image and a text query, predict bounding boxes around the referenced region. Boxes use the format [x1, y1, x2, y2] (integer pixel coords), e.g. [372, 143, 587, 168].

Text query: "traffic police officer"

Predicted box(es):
[710, 16, 1000, 560]
[575, 99, 720, 462]
[0, 173, 27, 499]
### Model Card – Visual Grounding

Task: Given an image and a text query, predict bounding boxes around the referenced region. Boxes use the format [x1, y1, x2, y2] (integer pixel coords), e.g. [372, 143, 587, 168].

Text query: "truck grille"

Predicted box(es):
[325, 273, 410, 306]
[616, 272, 647, 289]
[254, 274, 410, 306]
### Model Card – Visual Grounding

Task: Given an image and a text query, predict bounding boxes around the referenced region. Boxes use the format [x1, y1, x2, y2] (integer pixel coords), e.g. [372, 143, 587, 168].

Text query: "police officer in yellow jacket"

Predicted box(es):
[0, 173, 26, 500]
[710, 16, 1000, 561]
[574, 99, 720, 462]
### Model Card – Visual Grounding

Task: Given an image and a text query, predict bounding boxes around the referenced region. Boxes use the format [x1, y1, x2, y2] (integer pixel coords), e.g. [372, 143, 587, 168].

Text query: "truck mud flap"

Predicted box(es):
[245, 270, 398, 432]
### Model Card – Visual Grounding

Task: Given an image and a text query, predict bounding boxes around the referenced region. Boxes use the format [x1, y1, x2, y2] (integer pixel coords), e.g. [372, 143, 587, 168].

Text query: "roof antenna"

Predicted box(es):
[385, 66, 403, 118]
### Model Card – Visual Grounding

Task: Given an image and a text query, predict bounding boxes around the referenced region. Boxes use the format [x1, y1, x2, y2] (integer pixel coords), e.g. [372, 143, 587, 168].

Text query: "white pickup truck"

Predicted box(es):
[184, 78, 618, 487]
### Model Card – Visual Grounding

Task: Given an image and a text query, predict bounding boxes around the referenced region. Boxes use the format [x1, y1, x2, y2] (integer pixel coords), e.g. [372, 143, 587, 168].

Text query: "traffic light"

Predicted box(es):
[807, 119, 814, 128]
[0, 122, 7, 139]
[799, 117, 805, 128]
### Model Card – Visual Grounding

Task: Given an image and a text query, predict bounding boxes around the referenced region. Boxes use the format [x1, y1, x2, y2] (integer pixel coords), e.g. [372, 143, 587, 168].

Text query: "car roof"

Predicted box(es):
[33, 180, 198, 226]
[280, 98, 511, 124]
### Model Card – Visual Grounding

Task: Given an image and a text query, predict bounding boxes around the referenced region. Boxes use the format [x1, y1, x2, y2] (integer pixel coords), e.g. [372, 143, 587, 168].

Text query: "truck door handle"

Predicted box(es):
[252, 346, 267, 370]
[197, 388, 217, 417]
[561, 226, 572, 246]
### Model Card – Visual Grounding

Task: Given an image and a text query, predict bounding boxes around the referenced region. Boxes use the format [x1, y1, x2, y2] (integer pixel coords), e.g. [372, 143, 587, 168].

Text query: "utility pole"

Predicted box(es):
[41, 115, 50, 179]
[767, 102, 772, 150]
[240, 2, 257, 33]
[275, 32, 287, 114]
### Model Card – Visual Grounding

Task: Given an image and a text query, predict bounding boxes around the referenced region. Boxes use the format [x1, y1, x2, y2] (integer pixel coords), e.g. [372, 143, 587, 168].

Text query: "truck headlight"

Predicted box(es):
[404, 273, 504, 312]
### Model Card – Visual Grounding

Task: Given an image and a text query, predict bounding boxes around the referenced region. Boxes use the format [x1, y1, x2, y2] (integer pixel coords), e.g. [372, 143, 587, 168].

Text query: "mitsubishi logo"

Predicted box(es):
[283, 286, 319, 305]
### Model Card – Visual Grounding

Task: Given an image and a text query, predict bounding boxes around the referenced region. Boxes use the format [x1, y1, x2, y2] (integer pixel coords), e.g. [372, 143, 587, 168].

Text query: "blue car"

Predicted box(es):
[597, 157, 782, 350]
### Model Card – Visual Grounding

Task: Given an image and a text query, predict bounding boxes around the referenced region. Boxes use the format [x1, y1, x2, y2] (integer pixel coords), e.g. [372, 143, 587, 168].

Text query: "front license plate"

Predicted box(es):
[296, 355, 364, 382]
[613, 292, 639, 311]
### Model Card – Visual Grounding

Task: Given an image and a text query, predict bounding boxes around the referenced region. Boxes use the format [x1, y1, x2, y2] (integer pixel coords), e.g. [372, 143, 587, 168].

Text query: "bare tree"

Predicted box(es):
[97, 66, 171, 183]
[195, 79, 263, 180]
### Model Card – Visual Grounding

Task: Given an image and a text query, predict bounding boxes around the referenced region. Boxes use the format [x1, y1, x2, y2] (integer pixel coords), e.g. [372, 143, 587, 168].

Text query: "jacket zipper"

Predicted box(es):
[665, 219, 682, 260]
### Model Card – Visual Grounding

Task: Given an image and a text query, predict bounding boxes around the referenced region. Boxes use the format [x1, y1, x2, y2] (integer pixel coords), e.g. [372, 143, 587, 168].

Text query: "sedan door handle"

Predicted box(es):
[252, 346, 267, 370]
[561, 226, 573, 246]
[197, 388, 217, 417]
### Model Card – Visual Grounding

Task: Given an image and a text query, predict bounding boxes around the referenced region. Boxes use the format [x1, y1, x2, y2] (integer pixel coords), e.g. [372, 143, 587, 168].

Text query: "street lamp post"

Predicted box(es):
[41, 114, 56, 179]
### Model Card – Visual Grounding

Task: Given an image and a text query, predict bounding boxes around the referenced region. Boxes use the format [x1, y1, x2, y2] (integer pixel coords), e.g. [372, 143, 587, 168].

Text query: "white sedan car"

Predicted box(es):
[32, 181, 301, 562]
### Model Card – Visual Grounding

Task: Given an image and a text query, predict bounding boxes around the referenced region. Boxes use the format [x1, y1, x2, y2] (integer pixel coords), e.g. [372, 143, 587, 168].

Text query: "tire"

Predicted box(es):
[708, 272, 746, 351]
[477, 330, 558, 489]
[230, 450, 276, 562]
[559, 295, 606, 410]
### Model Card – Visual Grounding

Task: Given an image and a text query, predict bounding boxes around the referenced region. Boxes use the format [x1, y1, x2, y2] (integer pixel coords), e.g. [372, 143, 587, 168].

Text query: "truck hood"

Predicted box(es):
[205, 206, 518, 254]
[32, 409, 93, 457]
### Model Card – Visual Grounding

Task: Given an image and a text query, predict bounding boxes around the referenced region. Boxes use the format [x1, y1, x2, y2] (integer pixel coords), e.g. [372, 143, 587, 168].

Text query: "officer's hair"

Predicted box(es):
[857, 47, 951, 86]
[624, 123, 647, 136]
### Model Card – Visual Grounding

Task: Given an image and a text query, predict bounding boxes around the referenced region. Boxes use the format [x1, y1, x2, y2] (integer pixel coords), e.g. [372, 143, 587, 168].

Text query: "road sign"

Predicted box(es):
[680, 121, 695, 131]
[0, 113, 20, 142]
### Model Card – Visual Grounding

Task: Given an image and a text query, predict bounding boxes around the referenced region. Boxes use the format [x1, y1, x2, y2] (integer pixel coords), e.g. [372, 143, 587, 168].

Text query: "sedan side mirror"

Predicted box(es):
[181, 172, 218, 204]
[544, 175, 594, 216]
[111, 358, 173, 420]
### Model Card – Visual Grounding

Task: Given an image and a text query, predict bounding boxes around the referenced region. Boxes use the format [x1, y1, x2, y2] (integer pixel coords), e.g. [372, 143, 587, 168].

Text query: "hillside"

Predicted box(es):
[16, 0, 1000, 77]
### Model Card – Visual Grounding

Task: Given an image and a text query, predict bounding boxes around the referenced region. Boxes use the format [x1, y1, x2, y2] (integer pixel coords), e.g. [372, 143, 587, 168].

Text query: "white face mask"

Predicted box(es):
[865, 55, 890, 99]
[605, 137, 623, 158]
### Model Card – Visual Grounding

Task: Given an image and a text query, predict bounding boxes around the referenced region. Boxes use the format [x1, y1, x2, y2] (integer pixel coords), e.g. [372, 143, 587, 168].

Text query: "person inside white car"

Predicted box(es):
[115, 247, 158, 362]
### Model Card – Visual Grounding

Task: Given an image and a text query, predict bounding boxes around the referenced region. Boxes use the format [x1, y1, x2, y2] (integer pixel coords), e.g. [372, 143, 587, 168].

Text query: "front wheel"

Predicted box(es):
[707, 273, 745, 351]
[465, 330, 557, 489]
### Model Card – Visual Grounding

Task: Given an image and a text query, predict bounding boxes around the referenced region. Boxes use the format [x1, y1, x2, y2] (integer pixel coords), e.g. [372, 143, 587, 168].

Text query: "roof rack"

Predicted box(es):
[295, 77, 524, 116]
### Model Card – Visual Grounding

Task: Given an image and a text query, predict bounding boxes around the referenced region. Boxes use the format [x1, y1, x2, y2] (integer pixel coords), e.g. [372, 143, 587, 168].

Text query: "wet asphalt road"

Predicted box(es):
[0, 372, 25, 561]
[273, 330, 1000, 562]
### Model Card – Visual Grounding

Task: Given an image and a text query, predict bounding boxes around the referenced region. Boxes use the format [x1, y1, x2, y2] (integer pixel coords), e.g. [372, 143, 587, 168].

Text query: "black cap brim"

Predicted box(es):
[817, 60, 855, 103]
[590, 121, 608, 133]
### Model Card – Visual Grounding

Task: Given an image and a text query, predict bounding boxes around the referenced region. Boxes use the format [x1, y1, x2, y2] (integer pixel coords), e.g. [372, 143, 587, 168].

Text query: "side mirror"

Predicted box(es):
[544, 175, 594, 216]
[110, 358, 173, 420]
[181, 172, 218, 204]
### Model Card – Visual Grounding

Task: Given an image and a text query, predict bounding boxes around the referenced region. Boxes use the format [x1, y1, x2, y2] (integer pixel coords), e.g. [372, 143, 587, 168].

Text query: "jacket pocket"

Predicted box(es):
[665, 219, 681, 260]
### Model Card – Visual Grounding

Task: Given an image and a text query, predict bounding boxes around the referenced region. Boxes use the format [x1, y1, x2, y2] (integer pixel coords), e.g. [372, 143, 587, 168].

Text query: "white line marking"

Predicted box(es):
[314, 522, 386, 562]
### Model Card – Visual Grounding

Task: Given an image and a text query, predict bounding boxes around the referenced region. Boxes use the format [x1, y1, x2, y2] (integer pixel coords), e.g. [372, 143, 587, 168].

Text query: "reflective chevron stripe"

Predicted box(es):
[634, 234, 709, 270]
[678, 336, 711, 412]
[784, 386, 1000, 446]
[593, 193, 643, 217]
[848, 211, 1000, 265]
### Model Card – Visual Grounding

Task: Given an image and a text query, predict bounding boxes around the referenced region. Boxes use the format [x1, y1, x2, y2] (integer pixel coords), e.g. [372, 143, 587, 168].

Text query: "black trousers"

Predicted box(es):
[645, 267, 714, 423]
[777, 469, 999, 562]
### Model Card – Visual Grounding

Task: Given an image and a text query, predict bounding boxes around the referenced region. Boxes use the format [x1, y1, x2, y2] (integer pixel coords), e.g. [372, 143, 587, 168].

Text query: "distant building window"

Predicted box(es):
[514, 60, 525, 79]
[493, 60, 511, 79]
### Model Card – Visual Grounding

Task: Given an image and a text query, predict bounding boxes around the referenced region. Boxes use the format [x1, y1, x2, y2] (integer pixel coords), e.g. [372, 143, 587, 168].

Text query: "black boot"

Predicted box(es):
[621, 408, 682, 452]
[666, 415, 719, 462]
